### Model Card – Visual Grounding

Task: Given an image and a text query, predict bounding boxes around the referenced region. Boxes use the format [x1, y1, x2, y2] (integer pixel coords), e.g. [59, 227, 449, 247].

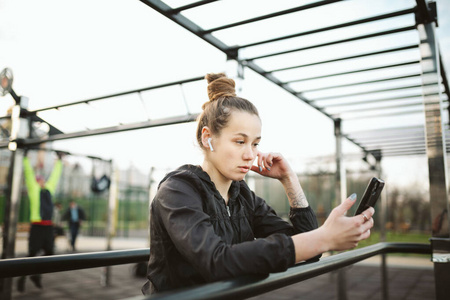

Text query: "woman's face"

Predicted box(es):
[206, 110, 261, 183]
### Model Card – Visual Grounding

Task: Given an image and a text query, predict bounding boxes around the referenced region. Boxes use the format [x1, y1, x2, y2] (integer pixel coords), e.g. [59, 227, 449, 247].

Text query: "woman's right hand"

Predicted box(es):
[320, 194, 375, 251]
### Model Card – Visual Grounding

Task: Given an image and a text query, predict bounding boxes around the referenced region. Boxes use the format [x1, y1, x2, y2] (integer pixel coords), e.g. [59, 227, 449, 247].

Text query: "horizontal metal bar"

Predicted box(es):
[0, 248, 149, 278]
[312, 82, 436, 101]
[168, 0, 218, 13]
[346, 125, 425, 137]
[203, 0, 342, 34]
[237, 8, 415, 50]
[288, 61, 420, 85]
[246, 25, 416, 61]
[324, 93, 429, 108]
[367, 143, 428, 151]
[24, 146, 112, 162]
[353, 135, 426, 145]
[28, 76, 205, 114]
[140, 243, 430, 300]
[382, 150, 428, 156]
[329, 100, 424, 115]
[0, 114, 199, 149]
[267, 44, 419, 73]
[342, 108, 425, 120]
[300, 74, 421, 93]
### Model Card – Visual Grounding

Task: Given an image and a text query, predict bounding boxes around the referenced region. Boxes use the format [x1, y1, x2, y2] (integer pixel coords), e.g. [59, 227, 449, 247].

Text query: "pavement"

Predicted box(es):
[2, 233, 437, 300]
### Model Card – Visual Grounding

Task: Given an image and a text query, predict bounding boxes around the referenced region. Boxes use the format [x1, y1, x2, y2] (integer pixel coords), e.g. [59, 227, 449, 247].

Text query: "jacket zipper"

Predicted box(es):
[226, 205, 231, 217]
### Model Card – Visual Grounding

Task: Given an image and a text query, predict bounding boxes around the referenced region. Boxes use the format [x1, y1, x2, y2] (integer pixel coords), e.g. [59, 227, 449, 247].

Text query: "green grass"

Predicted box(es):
[356, 231, 431, 257]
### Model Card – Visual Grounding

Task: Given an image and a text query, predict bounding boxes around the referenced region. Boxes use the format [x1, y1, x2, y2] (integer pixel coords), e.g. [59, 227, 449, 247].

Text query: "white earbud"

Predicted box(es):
[207, 138, 214, 152]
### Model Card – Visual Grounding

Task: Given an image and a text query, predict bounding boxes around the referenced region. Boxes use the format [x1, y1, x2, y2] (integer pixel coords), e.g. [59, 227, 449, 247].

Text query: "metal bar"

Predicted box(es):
[417, 14, 450, 298]
[382, 150, 427, 157]
[169, 0, 218, 13]
[0, 249, 149, 278]
[325, 93, 432, 108]
[141, 243, 430, 300]
[204, 0, 342, 34]
[418, 21, 450, 237]
[267, 45, 419, 73]
[0, 114, 199, 149]
[342, 108, 426, 120]
[366, 144, 427, 151]
[289, 61, 420, 85]
[312, 83, 436, 101]
[330, 101, 424, 115]
[243, 60, 333, 118]
[246, 25, 416, 61]
[237, 8, 415, 50]
[346, 125, 425, 137]
[139, 0, 238, 59]
[300, 74, 421, 93]
[334, 118, 348, 300]
[0, 243, 431, 300]
[351, 130, 426, 141]
[0, 96, 29, 300]
[360, 137, 426, 147]
[27, 76, 205, 114]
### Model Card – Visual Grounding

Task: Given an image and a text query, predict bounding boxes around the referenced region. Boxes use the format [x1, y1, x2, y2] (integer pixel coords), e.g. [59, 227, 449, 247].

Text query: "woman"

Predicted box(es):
[142, 73, 374, 294]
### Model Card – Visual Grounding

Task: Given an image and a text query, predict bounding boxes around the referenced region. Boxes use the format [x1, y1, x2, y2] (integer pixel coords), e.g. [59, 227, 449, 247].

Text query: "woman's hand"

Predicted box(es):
[250, 151, 295, 181]
[320, 194, 375, 251]
[251, 151, 309, 208]
[292, 194, 375, 262]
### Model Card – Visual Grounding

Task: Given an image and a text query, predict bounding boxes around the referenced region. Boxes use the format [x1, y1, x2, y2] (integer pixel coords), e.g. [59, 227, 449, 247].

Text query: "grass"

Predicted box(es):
[356, 231, 431, 257]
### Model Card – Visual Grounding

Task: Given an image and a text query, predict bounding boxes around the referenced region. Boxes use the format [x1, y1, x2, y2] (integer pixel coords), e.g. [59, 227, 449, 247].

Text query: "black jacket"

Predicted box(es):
[62, 206, 86, 224]
[142, 165, 319, 294]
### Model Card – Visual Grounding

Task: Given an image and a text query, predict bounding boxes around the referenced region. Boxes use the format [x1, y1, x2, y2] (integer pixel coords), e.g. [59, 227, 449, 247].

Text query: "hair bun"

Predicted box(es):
[205, 73, 236, 102]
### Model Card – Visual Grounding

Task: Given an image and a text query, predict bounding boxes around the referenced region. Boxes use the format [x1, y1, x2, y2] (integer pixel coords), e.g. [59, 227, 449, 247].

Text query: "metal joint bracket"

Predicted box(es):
[415, 0, 438, 27]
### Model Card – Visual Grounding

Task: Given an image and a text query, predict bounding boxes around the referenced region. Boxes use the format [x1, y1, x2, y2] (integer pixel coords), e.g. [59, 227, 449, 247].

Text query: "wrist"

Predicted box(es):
[279, 171, 297, 187]
[315, 227, 331, 253]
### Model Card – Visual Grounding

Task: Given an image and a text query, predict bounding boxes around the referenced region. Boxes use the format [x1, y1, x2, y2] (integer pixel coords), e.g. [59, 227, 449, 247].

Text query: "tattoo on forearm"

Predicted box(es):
[286, 186, 308, 208]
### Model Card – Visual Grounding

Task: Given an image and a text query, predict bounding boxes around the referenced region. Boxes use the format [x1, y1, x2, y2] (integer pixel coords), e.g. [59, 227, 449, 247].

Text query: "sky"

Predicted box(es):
[0, 0, 450, 191]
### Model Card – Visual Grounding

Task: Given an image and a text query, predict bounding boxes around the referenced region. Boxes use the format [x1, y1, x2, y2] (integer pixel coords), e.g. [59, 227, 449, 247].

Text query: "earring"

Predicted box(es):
[207, 138, 214, 152]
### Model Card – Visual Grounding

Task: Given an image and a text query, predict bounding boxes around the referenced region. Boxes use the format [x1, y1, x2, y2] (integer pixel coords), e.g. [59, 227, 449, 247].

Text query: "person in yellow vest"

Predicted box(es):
[17, 151, 63, 292]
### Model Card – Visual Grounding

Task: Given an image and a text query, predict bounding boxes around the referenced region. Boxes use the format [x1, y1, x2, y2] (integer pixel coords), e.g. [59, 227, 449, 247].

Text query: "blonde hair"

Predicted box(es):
[196, 73, 259, 149]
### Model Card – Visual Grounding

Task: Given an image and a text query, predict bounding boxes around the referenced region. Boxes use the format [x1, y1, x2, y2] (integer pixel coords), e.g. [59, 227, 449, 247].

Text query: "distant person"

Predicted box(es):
[142, 73, 375, 294]
[63, 200, 86, 252]
[18, 151, 63, 292]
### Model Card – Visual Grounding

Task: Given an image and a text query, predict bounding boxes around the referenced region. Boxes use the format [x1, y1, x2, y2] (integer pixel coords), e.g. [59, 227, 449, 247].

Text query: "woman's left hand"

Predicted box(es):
[250, 151, 295, 181]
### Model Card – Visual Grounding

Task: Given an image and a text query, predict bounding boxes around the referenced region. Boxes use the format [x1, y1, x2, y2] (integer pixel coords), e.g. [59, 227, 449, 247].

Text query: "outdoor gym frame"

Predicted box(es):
[0, 0, 449, 299]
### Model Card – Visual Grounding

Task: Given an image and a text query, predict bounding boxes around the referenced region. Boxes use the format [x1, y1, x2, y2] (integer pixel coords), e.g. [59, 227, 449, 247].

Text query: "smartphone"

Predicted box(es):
[354, 177, 385, 215]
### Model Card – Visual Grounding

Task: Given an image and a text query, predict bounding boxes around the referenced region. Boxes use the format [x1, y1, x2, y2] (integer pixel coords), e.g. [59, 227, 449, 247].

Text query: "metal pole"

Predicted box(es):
[374, 152, 389, 300]
[102, 161, 118, 287]
[334, 118, 347, 300]
[0, 96, 29, 300]
[417, 6, 450, 298]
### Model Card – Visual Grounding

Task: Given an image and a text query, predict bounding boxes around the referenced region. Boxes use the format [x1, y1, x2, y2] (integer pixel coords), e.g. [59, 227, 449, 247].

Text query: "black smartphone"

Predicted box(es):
[355, 177, 385, 215]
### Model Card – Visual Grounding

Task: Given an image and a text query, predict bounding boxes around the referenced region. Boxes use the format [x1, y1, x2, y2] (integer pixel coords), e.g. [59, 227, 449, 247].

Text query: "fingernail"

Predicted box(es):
[269, 163, 272, 167]
[259, 166, 262, 172]
[267, 167, 271, 171]
[349, 193, 357, 201]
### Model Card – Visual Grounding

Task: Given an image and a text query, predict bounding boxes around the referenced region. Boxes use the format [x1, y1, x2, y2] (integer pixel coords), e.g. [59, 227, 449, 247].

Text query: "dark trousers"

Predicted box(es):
[69, 222, 81, 249]
[29, 224, 54, 256]
[18, 224, 54, 290]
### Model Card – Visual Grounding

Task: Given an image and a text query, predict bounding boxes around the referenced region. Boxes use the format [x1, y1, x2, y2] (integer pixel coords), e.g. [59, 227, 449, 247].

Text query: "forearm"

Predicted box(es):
[291, 227, 328, 263]
[280, 173, 309, 208]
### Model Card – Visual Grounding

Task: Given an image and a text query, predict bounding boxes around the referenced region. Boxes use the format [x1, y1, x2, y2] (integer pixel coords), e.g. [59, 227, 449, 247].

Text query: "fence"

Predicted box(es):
[0, 242, 431, 299]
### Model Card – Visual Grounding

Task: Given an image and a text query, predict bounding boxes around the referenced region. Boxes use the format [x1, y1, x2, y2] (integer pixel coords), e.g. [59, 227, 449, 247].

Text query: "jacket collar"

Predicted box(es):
[178, 164, 241, 202]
